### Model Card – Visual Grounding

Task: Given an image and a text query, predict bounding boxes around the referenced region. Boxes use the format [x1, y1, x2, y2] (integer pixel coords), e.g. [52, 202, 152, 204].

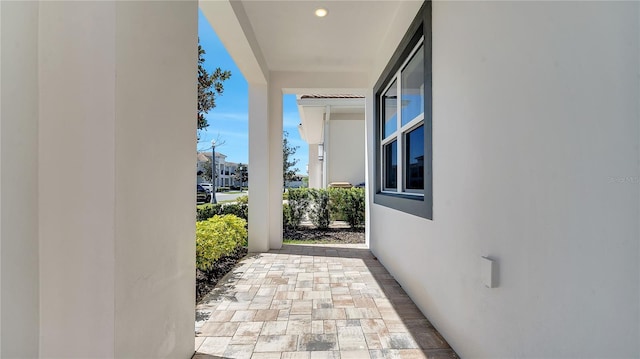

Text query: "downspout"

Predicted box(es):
[322, 105, 331, 188]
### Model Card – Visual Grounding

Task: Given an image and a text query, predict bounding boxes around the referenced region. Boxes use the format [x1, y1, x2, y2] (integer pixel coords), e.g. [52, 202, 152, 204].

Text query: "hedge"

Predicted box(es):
[196, 214, 247, 271]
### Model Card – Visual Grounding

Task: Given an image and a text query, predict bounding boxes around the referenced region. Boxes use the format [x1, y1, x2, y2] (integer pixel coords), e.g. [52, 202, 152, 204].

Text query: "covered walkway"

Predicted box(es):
[194, 244, 457, 359]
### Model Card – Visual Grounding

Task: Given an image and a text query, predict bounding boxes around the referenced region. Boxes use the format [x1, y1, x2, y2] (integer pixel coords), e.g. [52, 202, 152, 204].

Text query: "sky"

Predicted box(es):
[198, 10, 309, 174]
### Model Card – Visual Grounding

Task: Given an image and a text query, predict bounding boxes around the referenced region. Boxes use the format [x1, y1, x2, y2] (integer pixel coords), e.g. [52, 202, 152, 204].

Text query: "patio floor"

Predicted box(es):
[194, 244, 458, 359]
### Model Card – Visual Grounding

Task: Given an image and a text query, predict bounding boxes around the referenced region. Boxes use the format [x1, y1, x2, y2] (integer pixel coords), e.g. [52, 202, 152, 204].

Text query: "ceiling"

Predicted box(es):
[239, 1, 408, 73]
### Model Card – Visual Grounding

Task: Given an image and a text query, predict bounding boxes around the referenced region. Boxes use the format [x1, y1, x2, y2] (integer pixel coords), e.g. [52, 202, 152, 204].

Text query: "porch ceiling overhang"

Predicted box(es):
[200, 0, 423, 85]
[297, 97, 365, 144]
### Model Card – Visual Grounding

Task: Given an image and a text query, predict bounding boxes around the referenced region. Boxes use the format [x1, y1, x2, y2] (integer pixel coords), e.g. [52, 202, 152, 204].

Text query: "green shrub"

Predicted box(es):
[325, 188, 365, 228]
[196, 214, 247, 271]
[286, 188, 310, 229]
[342, 188, 365, 228]
[283, 203, 293, 228]
[328, 188, 347, 221]
[308, 188, 331, 230]
[221, 203, 248, 222]
[196, 203, 222, 221]
[236, 195, 249, 205]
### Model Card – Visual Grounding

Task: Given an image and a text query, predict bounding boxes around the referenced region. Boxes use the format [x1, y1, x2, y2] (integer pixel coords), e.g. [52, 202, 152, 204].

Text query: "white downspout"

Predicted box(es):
[322, 105, 331, 188]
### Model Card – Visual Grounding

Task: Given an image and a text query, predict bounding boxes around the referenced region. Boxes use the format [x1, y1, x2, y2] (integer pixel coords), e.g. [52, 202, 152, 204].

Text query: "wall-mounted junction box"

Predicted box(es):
[481, 256, 498, 288]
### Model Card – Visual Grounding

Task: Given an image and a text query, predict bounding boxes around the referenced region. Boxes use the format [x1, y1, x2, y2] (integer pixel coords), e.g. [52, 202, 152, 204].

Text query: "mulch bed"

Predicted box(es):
[196, 247, 247, 303]
[195, 228, 365, 303]
[283, 227, 365, 244]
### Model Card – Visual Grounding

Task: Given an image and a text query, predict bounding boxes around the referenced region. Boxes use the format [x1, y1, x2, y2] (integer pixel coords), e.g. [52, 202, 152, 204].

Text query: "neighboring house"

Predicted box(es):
[297, 95, 365, 189]
[2, 2, 638, 359]
[197, 151, 245, 188]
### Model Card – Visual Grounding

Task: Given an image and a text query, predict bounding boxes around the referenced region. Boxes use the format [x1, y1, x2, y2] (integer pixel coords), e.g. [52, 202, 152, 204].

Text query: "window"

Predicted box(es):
[374, 2, 432, 219]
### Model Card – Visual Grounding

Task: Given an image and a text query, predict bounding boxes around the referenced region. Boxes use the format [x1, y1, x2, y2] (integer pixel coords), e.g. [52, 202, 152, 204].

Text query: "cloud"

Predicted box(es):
[205, 111, 248, 122]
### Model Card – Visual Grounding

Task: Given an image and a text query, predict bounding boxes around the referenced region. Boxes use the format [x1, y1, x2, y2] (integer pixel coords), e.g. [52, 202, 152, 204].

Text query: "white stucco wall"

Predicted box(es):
[368, 2, 640, 358]
[327, 115, 365, 186]
[113, 2, 197, 357]
[0, 2, 40, 357]
[0, 2, 198, 358]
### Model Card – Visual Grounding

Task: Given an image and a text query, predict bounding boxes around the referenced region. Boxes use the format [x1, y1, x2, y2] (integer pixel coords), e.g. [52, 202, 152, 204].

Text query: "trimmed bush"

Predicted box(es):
[196, 203, 222, 221]
[236, 195, 249, 205]
[308, 188, 331, 230]
[342, 188, 365, 228]
[197, 202, 248, 222]
[328, 188, 347, 221]
[283, 203, 293, 228]
[286, 188, 310, 229]
[196, 214, 247, 271]
[221, 203, 248, 222]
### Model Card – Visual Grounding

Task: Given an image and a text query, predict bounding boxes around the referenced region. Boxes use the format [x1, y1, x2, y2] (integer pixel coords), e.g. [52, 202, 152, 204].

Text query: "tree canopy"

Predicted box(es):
[283, 131, 300, 188]
[198, 40, 231, 130]
[234, 163, 248, 187]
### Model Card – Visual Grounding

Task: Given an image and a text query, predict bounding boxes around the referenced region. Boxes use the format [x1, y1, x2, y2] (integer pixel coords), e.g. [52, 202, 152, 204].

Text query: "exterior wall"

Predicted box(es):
[0, 2, 40, 357]
[367, 2, 640, 358]
[327, 115, 365, 186]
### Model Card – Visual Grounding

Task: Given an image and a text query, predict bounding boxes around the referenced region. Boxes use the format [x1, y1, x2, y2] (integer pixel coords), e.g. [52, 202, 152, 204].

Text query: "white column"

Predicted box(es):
[114, 2, 196, 357]
[37, 1, 197, 358]
[38, 2, 116, 357]
[308, 144, 322, 189]
[0, 2, 40, 358]
[248, 83, 270, 252]
[268, 82, 283, 249]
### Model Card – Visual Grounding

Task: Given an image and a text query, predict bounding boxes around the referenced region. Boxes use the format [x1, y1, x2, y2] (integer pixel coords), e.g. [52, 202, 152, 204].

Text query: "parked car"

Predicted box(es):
[200, 183, 213, 193]
[197, 185, 211, 204]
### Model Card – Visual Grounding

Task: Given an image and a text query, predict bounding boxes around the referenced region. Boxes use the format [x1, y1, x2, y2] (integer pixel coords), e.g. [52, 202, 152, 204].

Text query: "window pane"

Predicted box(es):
[401, 44, 424, 126]
[384, 140, 397, 189]
[405, 125, 424, 190]
[383, 80, 397, 138]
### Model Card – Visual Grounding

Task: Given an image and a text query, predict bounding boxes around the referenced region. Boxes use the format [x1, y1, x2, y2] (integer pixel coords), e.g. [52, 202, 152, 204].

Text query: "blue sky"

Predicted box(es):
[198, 10, 308, 174]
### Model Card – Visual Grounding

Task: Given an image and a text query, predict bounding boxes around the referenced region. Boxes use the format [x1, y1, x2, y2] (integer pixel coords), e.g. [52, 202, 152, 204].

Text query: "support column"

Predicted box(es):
[248, 83, 270, 252]
[268, 82, 283, 249]
[38, 2, 116, 357]
[0, 2, 40, 358]
[37, 1, 197, 358]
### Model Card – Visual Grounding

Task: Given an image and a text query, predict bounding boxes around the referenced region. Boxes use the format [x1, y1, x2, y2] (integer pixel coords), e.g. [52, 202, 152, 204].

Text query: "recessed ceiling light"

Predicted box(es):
[315, 8, 328, 17]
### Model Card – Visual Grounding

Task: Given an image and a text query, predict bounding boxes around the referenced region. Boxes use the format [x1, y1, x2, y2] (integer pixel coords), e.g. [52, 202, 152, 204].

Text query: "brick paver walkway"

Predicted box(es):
[194, 244, 458, 359]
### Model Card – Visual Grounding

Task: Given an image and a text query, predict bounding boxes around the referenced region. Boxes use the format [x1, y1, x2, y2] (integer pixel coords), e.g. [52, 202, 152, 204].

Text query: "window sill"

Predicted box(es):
[374, 191, 432, 219]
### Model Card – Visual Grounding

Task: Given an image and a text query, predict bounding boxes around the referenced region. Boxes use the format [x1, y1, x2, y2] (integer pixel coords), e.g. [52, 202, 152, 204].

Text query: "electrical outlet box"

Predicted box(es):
[481, 256, 497, 288]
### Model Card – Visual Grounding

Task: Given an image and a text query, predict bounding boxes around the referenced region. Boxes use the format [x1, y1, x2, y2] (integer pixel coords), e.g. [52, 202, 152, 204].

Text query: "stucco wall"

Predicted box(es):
[368, 2, 640, 358]
[113, 2, 197, 357]
[328, 115, 365, 186]
[0, 2, 197, 358]
[0, 2, 40, 357]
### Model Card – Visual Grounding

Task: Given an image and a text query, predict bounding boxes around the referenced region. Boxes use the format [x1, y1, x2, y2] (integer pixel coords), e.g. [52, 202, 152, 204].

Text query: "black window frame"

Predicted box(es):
[374, 1, 432, 219]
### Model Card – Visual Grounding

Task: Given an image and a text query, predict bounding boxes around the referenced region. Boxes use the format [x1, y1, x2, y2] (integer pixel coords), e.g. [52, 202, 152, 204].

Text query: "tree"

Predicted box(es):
[283, 131, 300, 189]
[201, 160, 215, 183]
[234, 163, 248, 187]
[198, 39, 231, 130]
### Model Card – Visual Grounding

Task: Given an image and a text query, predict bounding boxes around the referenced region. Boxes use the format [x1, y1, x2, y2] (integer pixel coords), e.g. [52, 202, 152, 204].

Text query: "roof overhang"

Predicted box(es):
[297, 96, 365, 144]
